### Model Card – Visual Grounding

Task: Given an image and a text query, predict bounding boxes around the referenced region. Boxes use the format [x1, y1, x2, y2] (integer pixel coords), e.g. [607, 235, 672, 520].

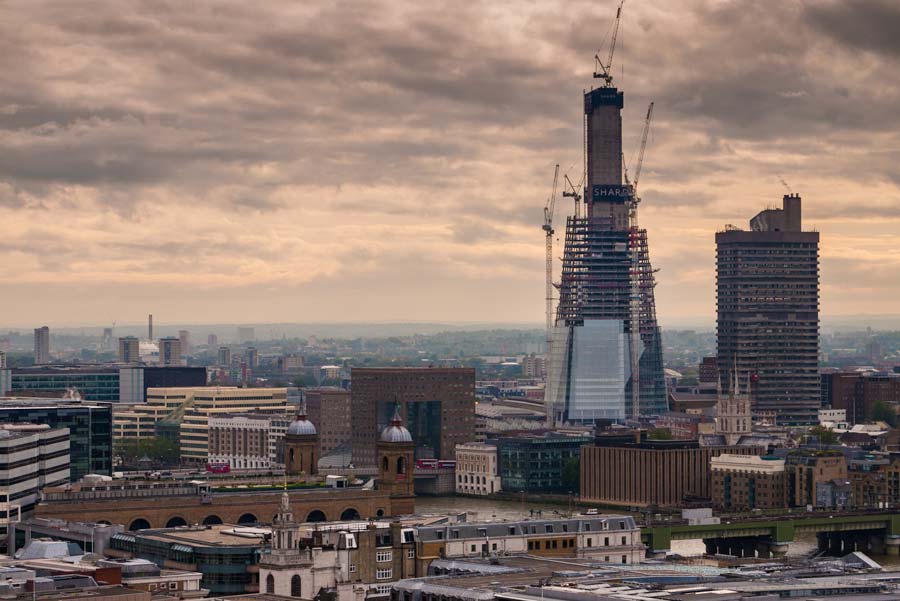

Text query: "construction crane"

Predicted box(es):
[561, 173, 582, 219]
[543, 164, 560, 355]
[627, 102, 654, 194]
[627, 101, 654, 420]
[594, 0, 626, 87]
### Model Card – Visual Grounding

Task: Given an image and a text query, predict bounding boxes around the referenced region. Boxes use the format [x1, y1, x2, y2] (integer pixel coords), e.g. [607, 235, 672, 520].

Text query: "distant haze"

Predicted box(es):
[1, 1, 899, 326]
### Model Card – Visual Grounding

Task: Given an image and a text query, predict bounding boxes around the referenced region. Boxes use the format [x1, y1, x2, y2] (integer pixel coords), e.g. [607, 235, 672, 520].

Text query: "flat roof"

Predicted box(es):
[116, 524, 267, 547]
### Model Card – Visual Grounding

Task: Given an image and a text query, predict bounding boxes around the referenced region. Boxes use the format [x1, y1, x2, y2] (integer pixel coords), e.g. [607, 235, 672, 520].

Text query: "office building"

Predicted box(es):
[821, 371, 900, 424]
[698, 357, 718, 383]
[157, 337, 182, 367]
[0, 400, 110, 480]
[217, 347, 231, 367]
[207, 334, 218, 349]
[716, 194, 820, 425]
[118, 337, 140, 364]
[498, 434, 590, 493]
[207, 413, 293, 470]
[580, 430, 763, 508]
[520, 355, 545, 379]
[101, 327, 113, 351]
[305, 387, 352, 456]
[0, 424, 70, 543]
[455, 442, 501, 496]
[0, 351, 6, 369]
[245, 347, 259, 369]
[279, 354, 304, 373]
[545, 84, 667, 424]
[320, 364, 342, 381]
[33, 327, 50, 365]
[350, 368, 476, 467]
[112, 386, 289, 462]
[178, 330, 190, 356]
[0, 365, 205, 403]
[417, 516, 644, 564]
[109, 524, 264, 595]
[784, 450, 847, 507]
[710, 454, 788, 511]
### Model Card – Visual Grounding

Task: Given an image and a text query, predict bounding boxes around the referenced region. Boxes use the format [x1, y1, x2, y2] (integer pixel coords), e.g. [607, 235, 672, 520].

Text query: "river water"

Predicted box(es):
[415, 496, 900, 567]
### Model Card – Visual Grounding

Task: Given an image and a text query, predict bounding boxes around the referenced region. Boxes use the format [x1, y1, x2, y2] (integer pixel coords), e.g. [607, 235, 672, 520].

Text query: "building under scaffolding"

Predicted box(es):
[545, 86, 667, 424]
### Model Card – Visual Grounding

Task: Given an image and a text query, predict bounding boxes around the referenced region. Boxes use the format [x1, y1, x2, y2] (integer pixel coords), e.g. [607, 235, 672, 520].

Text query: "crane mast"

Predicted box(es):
[594, 0, 626, 86]
[543, 164, 560, 358]
[627, 101, 654, 420]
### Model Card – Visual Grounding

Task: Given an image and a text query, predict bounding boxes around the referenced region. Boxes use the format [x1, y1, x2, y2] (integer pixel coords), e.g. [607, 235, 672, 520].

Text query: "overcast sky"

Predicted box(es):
[1, 0, 899, 328]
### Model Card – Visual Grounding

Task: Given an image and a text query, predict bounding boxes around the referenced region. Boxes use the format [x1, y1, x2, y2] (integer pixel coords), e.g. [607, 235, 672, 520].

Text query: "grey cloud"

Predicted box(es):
[807, 0, 900, 59]
[1, 0, 899, 325]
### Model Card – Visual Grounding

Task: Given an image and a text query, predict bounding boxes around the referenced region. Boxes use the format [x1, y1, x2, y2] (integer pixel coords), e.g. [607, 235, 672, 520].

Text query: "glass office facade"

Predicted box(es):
[6, 367, 120, 401]
[0, 403, 112, 480]
[498, 434, 591, 493]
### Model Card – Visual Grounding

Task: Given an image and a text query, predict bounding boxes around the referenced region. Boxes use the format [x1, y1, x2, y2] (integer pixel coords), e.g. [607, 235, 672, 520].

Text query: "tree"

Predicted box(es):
[648, 428, 673, 440]
[561, 456, 580, 493]
[115, 437, 181, 467]
[809, 425, 839, 446]
[871, 401, 898, 428]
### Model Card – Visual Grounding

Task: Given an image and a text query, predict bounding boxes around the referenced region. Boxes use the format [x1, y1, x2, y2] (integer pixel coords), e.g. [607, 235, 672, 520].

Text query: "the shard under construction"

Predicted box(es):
[545, 81, 667, 424]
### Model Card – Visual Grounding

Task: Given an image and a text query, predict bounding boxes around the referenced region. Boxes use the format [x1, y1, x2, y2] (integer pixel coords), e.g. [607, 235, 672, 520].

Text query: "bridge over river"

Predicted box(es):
[641, 511, 900, 559]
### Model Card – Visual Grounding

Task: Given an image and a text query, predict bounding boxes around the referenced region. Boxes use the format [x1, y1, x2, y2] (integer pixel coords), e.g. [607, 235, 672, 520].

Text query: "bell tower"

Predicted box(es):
[377, 405, 415, 512]
[284, 406, 318, 477]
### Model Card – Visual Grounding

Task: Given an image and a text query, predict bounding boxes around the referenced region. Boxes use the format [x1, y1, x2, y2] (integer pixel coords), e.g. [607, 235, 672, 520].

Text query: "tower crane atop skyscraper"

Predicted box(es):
[626, 101, 655, 199]
[561, 174, 583, 218]
[543, 164, 560, 354]
[593, 0, 626, 87]
[626, 101, 653, 419]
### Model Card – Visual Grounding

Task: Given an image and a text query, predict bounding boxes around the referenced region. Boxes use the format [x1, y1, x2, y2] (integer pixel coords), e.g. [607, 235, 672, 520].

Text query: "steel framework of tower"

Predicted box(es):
[545, 74, 666, 424]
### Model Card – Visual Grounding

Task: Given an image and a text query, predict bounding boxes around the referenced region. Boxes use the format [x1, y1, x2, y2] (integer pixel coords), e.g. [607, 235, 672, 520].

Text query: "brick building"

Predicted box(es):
[580, 430, 763, 508]
[784, 450, 848, 507]
[710, 454, 788, 511]
[350, 368, 475, 467]
[821, 371, 900, 424]
[304, 387, 352, 456]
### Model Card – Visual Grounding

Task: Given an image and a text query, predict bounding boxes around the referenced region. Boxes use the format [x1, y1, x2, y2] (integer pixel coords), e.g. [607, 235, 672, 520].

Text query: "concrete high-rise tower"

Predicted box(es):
[716, 194, 820, 425]
[545, 84, 667, 424]
[178, 330, 190, 356]
[33, 326, 50, 365]
[158, 337, 183, 366]
[118, 336, 140, 364]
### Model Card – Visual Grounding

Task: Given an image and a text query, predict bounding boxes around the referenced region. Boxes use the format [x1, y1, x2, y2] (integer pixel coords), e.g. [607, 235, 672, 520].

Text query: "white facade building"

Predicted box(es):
[207, 413, 292, 470]
[0, 424, 70, 538]
[455, 443, 501, 496]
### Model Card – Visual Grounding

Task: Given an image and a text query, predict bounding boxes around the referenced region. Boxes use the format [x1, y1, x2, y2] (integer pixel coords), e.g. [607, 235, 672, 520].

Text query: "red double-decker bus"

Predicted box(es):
[206, 462, 231, 474]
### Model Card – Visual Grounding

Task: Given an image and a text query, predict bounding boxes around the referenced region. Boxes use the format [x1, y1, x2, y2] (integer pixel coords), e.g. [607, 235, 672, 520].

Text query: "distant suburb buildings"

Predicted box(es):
[716, 194, 820, 425]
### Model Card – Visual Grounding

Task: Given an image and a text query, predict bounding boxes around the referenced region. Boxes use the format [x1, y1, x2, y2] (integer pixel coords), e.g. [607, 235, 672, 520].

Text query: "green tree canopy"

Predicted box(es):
[648, 428, 673, 440]
[561, 456, 580, 493]
[809, 424, 840, 446]
[871, 401, 899, 427]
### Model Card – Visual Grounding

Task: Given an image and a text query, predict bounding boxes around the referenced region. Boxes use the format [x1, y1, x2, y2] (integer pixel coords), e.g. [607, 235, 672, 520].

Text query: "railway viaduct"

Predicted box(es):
[35, 481, 406, 532]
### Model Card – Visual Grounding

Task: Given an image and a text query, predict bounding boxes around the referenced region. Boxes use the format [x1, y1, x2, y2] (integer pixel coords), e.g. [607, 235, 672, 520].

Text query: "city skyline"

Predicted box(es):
[1, 1, 899, 326]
